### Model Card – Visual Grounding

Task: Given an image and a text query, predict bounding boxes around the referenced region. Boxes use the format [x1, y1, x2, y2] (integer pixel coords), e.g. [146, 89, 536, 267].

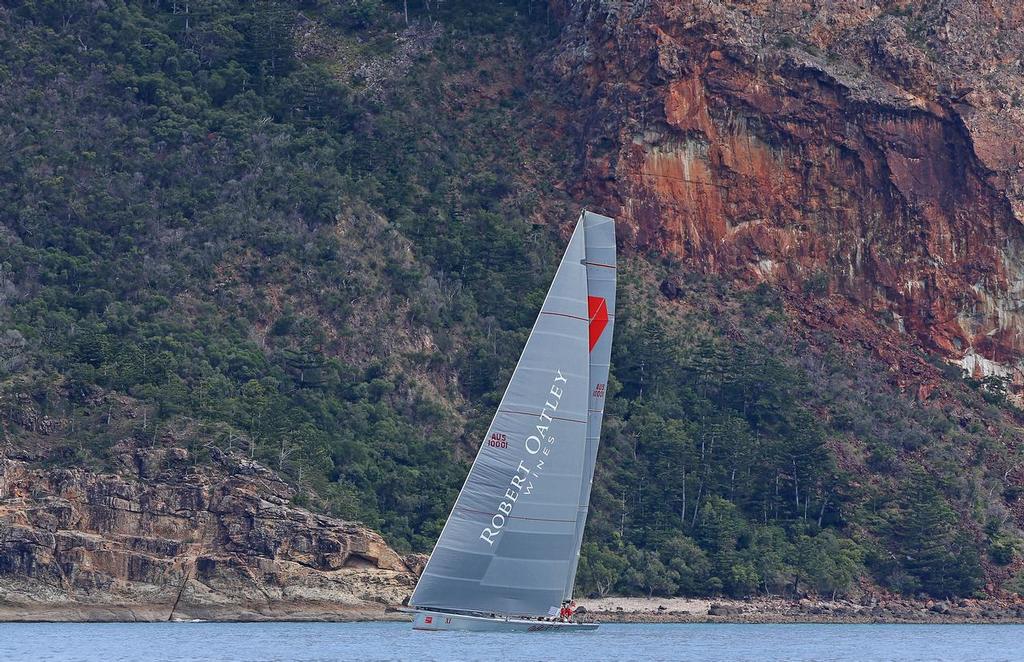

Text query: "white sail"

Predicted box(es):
[410, 211, 615, 618]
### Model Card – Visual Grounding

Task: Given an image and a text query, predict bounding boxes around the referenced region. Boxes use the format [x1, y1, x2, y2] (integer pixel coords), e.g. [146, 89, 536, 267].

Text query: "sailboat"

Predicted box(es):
[407, 211, 615, 632]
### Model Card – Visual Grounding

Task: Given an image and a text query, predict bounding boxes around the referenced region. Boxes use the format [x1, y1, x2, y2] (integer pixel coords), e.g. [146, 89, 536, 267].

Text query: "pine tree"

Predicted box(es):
[893, 470, 983, 597]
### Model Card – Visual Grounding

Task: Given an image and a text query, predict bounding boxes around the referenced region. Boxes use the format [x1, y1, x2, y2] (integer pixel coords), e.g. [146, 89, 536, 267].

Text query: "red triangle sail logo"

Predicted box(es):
[588, 296, 609, 352]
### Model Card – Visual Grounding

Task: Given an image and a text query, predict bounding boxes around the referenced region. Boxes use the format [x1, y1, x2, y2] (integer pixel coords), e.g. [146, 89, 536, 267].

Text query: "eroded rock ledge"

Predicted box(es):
[0, 443, 418, 621]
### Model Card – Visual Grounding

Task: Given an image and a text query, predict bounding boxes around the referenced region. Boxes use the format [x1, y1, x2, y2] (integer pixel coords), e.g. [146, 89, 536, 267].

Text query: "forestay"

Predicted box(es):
[410, 211, 615, 617]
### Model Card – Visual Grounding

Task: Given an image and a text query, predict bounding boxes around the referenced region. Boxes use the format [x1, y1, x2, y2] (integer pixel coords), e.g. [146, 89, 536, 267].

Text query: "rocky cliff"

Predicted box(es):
[0, 443, 416, 621]
[553, 0, 1024, 385]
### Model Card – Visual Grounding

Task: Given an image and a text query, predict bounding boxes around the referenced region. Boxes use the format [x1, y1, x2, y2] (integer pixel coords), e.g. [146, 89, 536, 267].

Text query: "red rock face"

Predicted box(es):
[553, 0, 1024, 382]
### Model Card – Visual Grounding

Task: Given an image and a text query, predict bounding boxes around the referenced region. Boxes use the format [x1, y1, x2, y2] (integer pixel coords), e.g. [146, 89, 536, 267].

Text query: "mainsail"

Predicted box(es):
[410, 211, 616, 617]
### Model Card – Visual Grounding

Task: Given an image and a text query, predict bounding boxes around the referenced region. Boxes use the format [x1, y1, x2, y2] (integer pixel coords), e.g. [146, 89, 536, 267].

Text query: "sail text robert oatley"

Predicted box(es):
[478, 369, 569, 546]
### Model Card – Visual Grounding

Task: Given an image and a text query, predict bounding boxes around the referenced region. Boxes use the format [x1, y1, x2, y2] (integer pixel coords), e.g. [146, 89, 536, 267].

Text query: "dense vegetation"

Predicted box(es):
[1, 0, 1021, 600]
[580, 276, 1008, 599]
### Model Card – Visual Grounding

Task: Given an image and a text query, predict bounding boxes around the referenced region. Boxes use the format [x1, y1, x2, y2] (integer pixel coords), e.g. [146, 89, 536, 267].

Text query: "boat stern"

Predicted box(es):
[411, 610, 451, 631]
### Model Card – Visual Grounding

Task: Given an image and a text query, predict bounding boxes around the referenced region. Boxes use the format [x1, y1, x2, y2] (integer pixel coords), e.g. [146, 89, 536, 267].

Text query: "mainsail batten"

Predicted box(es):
[410, 211, 615, 618]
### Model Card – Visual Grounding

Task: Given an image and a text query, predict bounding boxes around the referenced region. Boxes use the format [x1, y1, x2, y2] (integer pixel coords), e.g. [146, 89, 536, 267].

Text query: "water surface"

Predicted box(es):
[2, 621, 1022, 661]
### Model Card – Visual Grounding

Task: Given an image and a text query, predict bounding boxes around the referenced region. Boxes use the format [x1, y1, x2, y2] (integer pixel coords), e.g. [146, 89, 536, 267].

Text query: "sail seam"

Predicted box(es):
[497, 409, 587, 424]
[539, 311, 588, 322]
[454, 506, 575, 523]
[582, 261, 616, 269]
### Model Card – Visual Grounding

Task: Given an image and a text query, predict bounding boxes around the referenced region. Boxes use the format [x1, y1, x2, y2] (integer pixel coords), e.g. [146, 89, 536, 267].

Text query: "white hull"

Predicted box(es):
[410, 610, 598, 632]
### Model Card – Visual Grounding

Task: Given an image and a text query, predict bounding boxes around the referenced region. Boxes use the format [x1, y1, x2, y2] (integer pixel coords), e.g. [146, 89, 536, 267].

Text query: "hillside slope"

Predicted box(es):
[1, 0, 1023, 612]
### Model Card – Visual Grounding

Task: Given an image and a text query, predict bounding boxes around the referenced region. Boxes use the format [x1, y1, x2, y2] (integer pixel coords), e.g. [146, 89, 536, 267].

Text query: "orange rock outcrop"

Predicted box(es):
[554, 0, 1024, 383]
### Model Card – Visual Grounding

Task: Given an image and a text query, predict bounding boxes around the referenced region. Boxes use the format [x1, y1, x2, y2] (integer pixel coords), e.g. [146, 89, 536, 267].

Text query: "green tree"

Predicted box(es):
[576, 542, 628, 598]
[890, 471, 983, 597]
[795, 530, 864, 599]
[662, 534, 712, 595]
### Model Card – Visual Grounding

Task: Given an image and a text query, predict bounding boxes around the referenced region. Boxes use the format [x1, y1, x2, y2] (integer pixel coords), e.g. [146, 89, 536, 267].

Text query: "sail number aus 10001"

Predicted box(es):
[488, 433, 508, 449]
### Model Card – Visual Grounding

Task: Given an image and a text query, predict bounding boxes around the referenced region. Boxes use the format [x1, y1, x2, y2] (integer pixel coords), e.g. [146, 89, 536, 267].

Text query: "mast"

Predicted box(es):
[566, 210, 617, 600]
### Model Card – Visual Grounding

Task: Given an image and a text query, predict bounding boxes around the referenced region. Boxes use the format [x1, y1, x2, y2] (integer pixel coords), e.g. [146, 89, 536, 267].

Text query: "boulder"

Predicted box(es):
[708, 603, 741, 616]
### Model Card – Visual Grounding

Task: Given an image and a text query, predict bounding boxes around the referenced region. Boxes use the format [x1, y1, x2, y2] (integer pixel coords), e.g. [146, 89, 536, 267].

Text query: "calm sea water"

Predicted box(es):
[1, 622, 1022, 662]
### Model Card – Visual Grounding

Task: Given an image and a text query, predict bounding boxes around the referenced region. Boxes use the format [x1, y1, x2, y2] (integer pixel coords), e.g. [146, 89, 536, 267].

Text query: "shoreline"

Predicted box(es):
[573, 596, 1024, 625]
[2, 596, 1023, 624]
[0, 602, 411, 623]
